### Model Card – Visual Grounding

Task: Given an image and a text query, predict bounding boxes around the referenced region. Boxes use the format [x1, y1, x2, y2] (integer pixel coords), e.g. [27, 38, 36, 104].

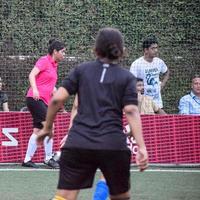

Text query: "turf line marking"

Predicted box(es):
[130, 169, 200, 173]
[0, 168, 200, 173]
[0, 169, 58, 171]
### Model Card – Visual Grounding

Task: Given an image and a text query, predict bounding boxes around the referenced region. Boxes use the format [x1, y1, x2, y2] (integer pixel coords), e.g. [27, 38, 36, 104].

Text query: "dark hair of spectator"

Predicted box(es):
[142, 36, 158, 50]
[192, 74, 200, 80]
[48, 39, 65, 55]
[95, 27, 124, 60]
[137, 78, 143, 82]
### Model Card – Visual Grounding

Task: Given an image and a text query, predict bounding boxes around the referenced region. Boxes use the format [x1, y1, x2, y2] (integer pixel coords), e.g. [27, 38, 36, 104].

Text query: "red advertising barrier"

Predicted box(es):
[0, 112, 70, 163]
[0, 112, 200, 164]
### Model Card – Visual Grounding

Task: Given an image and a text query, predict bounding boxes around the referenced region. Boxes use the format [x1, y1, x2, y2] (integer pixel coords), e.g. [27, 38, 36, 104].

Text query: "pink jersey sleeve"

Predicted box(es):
[35, 56, 47, 72]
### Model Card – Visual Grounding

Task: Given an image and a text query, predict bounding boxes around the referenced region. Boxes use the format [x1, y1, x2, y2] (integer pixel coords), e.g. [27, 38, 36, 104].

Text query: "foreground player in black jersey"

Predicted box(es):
[37, 27, 148, 200]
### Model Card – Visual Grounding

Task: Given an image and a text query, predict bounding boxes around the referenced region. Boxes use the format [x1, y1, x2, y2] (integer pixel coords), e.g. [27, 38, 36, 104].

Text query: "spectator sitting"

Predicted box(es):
[178, 75, 200, 114]
[0, 77, 9, 111]
[136, 78, 166, 114]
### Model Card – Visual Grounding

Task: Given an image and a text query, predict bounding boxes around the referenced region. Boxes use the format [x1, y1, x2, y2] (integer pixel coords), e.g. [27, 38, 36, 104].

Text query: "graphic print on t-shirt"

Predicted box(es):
[144, 68, 160, 101]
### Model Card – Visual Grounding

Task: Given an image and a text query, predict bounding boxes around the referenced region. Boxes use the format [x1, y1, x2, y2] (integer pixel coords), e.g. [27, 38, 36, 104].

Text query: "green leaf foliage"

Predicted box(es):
[0, 0, 199, 112]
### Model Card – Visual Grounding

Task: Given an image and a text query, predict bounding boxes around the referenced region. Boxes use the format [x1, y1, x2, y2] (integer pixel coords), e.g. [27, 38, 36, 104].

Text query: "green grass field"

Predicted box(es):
[0, 167, 200, 200]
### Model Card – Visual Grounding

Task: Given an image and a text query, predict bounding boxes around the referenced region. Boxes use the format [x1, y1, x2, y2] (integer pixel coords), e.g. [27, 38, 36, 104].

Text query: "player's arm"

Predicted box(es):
[29, 67, 40, 100]
[124, 104, 148, 171]
[45, 86, 69, 131]
[60, 94, 78, 147]
[2, 94, 9, 111]
[37, 87, 69, 144]
[68, 94, 78, 129]
[161, 69, 170, 89]
[155, 108, 166, 114]
[2, 102, 9, 111]
[151, 99, 167, 114]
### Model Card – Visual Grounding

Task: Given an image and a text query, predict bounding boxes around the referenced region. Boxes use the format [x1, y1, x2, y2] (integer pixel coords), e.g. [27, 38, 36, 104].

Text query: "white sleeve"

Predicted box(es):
[130, 61, 138, 77]
[160, 59, 168, 74]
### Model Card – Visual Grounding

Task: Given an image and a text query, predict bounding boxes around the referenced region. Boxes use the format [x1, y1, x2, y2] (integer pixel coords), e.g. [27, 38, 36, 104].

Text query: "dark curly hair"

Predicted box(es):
[142, 36, 158, 50]
[95, 27, 124, 60]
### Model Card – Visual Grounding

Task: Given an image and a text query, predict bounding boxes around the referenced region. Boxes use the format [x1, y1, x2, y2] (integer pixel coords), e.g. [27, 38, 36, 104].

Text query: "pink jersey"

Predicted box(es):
[27, 54, 58, 105]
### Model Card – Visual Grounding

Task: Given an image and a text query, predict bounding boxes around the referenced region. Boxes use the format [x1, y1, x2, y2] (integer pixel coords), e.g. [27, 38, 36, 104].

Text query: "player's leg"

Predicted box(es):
[43, 122, 59, 168]
[22, 127, 40, 168]
[99, 149, 131, 200]
[51, 189, 79, 200]
[55, 148, 98, 200]
[43, 134, 53, 161]
[22, 97, 46, 168]
[93, 173, 109, 200]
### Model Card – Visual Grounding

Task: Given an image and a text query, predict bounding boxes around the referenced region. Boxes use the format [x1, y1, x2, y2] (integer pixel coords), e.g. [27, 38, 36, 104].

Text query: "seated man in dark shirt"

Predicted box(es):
[0, 77, 9, 111]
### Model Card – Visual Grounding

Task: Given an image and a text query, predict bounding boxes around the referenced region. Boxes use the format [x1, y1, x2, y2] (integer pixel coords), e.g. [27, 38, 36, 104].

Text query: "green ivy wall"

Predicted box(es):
[0, 0, 199, 112]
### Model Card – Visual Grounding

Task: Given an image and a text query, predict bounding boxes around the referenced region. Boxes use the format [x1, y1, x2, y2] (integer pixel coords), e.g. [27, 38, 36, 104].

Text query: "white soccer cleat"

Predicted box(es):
[52, 151, 61, 162]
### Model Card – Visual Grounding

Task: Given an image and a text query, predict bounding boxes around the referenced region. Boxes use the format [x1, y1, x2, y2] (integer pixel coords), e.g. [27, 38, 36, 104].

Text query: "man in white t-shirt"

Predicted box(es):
[130, 37, 170, 108]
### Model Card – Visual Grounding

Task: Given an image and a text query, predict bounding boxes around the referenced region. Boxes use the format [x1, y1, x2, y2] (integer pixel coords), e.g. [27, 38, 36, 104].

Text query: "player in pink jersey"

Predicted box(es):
[22, 39, 65, 168]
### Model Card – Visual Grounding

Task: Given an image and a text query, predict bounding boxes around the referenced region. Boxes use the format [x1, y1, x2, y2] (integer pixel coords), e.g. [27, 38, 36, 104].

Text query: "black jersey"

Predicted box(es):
[62, 59, 138, 150]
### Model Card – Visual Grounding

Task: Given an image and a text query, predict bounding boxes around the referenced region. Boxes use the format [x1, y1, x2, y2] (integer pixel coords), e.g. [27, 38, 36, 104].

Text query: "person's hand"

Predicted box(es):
[60, 134, 68, 148]
[37, 128, 53, 146]
[136, 147, 148, 172]
[33, 88, 40, 100]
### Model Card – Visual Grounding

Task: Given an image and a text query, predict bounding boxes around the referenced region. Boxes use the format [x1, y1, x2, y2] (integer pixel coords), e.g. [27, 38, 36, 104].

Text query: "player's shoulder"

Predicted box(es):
[35, 55, 49, 67]
[77, 60, 97, 68]
[179, 93, 191, 101]
[130, 56, 144, 68]
[74, 60, 97, 73]
[37, 55, 48, 62]
[132, 56, 143, 63]
[117, 67, 137, 83]
[116, 65, 133, 75]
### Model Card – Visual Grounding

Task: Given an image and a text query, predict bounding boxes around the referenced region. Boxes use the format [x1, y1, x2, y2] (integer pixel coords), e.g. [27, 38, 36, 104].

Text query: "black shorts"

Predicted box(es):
[26, 97, 47, 129]
[58, 148, 131, 195]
